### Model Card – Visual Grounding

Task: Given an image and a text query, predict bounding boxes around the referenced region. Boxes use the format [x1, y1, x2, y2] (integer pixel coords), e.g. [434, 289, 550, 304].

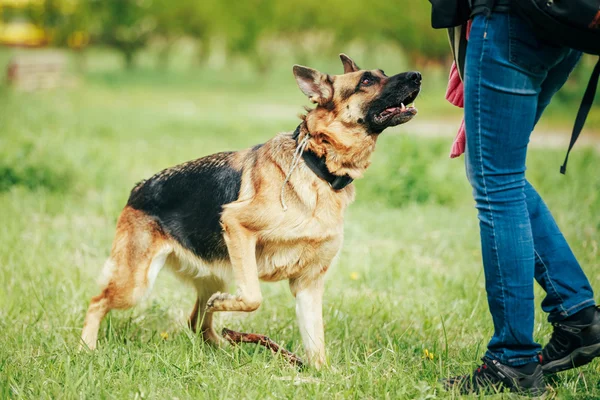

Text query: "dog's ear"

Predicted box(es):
[339, 53, 360, 74]
[293, 65, 333, 106]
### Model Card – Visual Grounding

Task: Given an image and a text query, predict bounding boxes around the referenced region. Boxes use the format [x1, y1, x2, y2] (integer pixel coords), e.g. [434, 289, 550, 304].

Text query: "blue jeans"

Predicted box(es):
[464, 12, 595, 366]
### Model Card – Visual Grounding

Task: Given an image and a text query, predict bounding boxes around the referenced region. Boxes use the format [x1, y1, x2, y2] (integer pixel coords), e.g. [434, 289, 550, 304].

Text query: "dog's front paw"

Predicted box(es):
[206, 292, 262, 312]
[206, 292, 231, 312]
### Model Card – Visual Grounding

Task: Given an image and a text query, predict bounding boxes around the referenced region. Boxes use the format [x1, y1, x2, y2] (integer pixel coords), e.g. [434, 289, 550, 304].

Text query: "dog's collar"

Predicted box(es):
[292, 124, 354, 191]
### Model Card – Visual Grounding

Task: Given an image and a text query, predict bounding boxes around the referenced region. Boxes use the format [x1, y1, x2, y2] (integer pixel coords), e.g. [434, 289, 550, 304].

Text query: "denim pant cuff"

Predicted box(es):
[485, 351, 540, 367]
[548, 299, 596, 323]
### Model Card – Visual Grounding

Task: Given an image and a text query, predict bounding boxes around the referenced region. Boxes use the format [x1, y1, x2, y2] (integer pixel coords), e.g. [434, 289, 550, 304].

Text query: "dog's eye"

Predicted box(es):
[361, 77, 373, 86]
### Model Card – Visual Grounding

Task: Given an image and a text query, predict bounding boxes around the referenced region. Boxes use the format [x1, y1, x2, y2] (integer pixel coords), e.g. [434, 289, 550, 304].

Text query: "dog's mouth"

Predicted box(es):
[372, 89, 419, 127]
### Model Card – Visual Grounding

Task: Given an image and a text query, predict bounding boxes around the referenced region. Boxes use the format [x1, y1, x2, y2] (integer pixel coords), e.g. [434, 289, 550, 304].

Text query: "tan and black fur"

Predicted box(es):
[81, 54, 421, 368]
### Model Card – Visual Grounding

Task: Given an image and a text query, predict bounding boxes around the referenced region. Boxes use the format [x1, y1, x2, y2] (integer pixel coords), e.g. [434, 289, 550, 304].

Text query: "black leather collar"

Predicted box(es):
[292, 124, 354, 191]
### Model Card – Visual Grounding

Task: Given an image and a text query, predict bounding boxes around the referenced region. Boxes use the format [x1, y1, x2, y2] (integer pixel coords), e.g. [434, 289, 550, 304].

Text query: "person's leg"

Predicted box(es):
[463, 12, 573, 366]
[528, 171, 600, 373]
[533, 49, 582, 126]
[519, 49, 600, 373]
[526, 182, 595, 320]
[524, 49, 595, 321]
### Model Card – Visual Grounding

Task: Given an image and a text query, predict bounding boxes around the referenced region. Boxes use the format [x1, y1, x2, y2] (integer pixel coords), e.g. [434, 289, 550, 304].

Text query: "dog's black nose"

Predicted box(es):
[408, 71, 422, 84]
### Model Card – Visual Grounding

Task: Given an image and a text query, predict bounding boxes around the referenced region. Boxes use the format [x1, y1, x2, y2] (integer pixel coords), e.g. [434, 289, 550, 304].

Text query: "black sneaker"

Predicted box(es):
[541, 305, 600, 374]
[444, 357, 546, 396]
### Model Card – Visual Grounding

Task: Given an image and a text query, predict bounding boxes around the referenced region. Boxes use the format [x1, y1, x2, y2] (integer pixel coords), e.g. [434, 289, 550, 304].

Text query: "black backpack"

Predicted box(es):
[430, 0, 600, 173]
[514, 0, 600, 173]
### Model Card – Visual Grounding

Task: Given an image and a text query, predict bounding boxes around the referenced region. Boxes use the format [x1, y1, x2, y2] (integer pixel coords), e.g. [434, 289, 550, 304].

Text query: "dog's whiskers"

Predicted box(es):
[280, 134, 310, 211]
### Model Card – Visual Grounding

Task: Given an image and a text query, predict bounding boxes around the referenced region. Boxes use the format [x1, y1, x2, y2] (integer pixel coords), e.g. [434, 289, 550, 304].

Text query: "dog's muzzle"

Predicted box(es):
[366, 71, 421, 133]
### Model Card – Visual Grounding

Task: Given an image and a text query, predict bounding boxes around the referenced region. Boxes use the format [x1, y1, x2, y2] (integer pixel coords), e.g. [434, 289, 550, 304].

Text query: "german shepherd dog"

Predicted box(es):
[81, 54, 421, 368]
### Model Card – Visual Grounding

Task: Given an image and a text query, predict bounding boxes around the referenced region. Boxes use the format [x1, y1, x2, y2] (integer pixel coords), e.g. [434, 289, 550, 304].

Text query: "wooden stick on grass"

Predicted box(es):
[221, 327, 305, 368]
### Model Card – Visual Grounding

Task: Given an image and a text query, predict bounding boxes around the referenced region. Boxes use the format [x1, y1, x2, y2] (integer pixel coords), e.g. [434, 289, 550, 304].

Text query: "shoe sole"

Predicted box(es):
[440, 367, 547, 397]
[542, 342, 600, 374]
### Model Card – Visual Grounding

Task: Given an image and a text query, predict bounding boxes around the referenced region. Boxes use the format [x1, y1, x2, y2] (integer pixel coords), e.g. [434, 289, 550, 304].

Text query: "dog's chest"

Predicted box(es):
[255, 214, 344, 282]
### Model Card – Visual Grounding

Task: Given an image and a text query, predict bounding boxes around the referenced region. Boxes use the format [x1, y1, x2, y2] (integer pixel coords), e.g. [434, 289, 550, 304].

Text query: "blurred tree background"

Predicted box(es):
[0, 0, 451, 69]
[0, 0, 597, 114]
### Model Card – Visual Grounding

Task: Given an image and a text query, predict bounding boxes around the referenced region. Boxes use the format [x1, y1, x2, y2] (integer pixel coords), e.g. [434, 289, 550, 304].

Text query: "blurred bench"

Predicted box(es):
[6, 52, 69, 91]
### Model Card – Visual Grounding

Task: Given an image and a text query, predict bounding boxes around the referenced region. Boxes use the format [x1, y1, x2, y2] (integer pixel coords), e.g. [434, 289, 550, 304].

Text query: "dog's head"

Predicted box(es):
[293, 54, 421, 178]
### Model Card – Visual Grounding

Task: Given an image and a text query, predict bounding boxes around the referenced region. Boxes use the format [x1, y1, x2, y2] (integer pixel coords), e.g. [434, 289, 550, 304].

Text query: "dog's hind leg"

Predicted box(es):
[188, 276, 227, 345]
[80, 248, 171, 350]
[81, 207, 171, 350]
[80, 282, 111, 351]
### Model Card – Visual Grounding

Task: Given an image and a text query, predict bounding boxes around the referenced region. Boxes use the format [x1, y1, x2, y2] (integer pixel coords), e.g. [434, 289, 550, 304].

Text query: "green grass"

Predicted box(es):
[1, 50, 599, 399]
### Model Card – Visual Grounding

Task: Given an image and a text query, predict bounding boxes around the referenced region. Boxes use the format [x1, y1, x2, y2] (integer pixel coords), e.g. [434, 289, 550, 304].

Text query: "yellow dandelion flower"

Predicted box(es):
[350, 272, 360, 281]
[160, 332, 169, 340]
[423, 349, 434, 361]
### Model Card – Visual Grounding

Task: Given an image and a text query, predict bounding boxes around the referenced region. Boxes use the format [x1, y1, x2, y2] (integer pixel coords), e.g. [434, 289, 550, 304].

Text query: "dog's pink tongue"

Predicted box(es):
[384, 104, 406, 114]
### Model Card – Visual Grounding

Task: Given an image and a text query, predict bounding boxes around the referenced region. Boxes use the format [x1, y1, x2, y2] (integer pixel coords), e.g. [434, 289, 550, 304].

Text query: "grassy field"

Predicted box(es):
[1, 49, 599, 399]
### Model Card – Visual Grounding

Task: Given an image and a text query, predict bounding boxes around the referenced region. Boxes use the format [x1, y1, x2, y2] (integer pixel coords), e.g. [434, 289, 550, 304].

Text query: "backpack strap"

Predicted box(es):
[560, 57, 600, 174]
[447, 23, 469, 81]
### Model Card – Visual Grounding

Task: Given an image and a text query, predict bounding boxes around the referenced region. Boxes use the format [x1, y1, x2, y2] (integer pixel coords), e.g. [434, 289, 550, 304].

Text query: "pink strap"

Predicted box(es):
[450, 119, 466, 158]
[445, 20, 472, 158]
[446, 62, 464, 108]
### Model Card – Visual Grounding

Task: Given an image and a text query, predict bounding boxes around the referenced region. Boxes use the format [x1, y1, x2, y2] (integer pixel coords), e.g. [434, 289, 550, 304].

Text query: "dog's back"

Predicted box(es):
[127, 152, 242, 261]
